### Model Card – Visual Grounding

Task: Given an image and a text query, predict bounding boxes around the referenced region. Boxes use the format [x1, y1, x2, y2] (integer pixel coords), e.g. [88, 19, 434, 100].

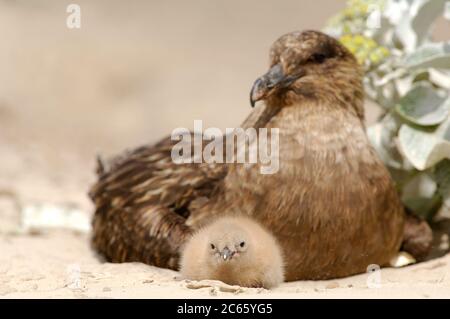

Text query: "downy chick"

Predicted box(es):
[180, 216, 284, 289]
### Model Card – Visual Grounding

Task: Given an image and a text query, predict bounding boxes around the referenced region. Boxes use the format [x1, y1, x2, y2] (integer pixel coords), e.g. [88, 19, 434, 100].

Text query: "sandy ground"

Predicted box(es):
[1, 1, 449, 299]
[1, 230, 449, 299]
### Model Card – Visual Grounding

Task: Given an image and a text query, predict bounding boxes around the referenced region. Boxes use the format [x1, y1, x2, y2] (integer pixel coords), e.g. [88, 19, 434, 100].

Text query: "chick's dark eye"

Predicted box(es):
[309, 53, 326, 63]
[210, 244, 215, 250]
[240, 241, 245, 248]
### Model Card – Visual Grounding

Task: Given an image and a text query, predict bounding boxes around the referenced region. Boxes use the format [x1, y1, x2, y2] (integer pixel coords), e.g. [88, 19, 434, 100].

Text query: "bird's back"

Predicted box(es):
[89, 135, 227, 269]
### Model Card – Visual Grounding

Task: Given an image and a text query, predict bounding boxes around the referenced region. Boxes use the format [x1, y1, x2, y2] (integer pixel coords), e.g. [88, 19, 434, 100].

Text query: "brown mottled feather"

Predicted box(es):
[90, 135, 227, 269]
[89, 106, 275, 269]
[90, 30, 430, 280]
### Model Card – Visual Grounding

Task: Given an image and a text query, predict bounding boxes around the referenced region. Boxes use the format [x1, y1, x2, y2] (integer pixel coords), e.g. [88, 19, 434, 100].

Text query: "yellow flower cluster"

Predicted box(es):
[327, 0, 385, 35]
[342, 0, 371, 19]
[339, 34, 390, 67]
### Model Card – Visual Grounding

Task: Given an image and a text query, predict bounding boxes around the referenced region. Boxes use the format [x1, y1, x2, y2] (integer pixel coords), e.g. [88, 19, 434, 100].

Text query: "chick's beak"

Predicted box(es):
[221, 247, 234, 261]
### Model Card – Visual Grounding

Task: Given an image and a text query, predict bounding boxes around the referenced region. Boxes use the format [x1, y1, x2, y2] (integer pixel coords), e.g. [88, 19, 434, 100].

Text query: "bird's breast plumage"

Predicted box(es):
[220, 102, 405, 280]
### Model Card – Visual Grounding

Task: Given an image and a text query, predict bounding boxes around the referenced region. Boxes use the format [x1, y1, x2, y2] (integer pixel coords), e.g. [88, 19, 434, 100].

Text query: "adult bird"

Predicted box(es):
[90, 30, 428, 281]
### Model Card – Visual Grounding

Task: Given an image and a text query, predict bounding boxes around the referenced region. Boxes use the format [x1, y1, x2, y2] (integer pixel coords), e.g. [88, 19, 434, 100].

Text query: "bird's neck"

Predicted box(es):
[308, 82, 365, 122]
[268, 98, 367, 139]
[267, 68, 365, 123]
[263, 80, 366, 137]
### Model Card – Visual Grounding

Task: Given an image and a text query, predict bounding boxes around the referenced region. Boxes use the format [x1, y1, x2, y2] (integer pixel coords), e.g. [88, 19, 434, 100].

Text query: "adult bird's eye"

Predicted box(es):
[310, 53, 326, 63]
[210, 244, 215, 250]
[240, 241, 245, 248]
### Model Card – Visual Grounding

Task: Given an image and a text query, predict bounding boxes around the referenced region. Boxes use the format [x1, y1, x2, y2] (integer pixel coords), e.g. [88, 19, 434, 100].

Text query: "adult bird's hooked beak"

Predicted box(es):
[221, 247, 234, 261]
[250, 63, 301, 107]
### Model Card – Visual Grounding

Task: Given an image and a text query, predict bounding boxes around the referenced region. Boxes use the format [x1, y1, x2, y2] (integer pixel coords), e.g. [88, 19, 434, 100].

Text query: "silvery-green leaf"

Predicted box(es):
[402, 193, 442, 217]
[394, 74, 414, 96]
[394, 12, 417, 52]
[435, 159, 450, 197]
[368, 123, 396, 166]
[402, 171, 437, 199]
[411, 0, 448, 46]
[367, 113, 404, 169]
[365, 72, 396, 109]
[401, 171, 439, 216]
[412, 69, 430, 82]
[364, 74, 379, 101]
[436, 114, 450, 140]
[429, 68, 450, 89]
[398, 123, 450, 170]
[384, 0, 411, 25]
[377, 80, 399, 108]
[366, 3, 383, 30]
[369, 16, 392, 44]
[445, 1, 450, 20]
[374, 68, 407, 86]
[374, 27, 396, 50]
[389, 166, 418, 189]
[395, 83, 450, 126]
[392, 0, 444, 52]
[403, 42, 450, 69]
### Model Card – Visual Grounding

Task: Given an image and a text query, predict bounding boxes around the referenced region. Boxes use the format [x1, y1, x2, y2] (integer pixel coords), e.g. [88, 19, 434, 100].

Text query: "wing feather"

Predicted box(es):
[90, 134, 227, 269]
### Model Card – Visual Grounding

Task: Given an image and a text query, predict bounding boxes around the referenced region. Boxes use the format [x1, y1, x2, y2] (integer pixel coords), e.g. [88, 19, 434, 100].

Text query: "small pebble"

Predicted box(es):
[326, 282, 340, 289]
[209, 288, 217, 296]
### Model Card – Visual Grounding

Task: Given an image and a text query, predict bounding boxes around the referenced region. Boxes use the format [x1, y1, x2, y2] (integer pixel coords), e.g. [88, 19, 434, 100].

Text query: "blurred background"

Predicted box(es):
[0, 0, 349, 214]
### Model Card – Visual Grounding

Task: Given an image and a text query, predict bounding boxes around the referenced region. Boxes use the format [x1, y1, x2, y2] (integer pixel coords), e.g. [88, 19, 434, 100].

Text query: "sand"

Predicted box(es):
[1, 0, 449, 299]
[1, 229, 449, 299]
